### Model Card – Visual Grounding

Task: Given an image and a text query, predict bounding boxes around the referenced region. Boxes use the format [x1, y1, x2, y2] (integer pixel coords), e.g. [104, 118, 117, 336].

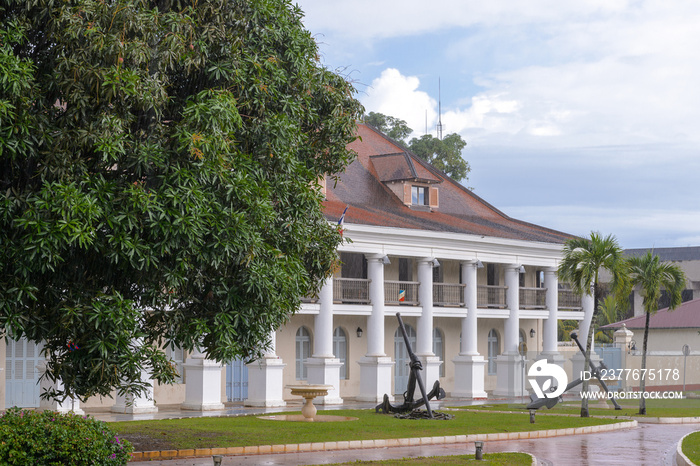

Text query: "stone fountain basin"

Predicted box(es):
[284, 384, 334, 421]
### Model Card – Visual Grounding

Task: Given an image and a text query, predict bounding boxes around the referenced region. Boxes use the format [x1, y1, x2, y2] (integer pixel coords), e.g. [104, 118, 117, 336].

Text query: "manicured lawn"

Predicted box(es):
[458, 397, 700, 418]
[113, 409, 622, 451]
[682, 431, 700, 464]
[327, 453, 532, 465]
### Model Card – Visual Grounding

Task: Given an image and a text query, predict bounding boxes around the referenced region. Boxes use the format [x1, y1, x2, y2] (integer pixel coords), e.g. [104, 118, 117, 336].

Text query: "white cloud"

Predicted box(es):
[361, 69, 438, 137]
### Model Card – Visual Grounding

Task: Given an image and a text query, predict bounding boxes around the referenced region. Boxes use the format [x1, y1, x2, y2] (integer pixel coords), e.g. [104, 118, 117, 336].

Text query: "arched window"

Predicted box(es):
[433, 328, 445, 377]
[333, 327, 348, 379]
[295, 327, 312, 380]
[487, 329, 499, 375]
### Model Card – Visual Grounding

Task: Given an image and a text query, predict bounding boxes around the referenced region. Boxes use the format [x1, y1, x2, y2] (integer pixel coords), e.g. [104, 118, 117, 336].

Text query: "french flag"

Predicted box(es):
[337, 205, 349, 236]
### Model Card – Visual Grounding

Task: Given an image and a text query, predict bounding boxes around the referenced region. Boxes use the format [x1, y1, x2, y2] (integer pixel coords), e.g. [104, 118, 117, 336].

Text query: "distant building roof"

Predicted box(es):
[602, 298, 700, 329]
[624, 247, 700, 262]
[323, 123, 574, 244]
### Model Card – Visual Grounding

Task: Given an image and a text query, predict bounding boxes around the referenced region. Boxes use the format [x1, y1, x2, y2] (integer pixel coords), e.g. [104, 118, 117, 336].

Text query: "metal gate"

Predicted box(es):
[394, 324, 416, 395]
[5, 338, 43, 408]
[225, 358, 248, 402]
[595, 345, 622, 391]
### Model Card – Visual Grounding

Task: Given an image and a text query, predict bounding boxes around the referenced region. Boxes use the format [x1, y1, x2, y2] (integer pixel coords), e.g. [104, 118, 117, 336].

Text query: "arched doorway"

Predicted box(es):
[394, 324, 416, 395]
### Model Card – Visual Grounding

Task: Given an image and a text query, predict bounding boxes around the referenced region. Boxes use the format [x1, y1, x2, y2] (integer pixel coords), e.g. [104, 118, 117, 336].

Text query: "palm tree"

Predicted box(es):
[558, 232, 628, 417]
[595, 295, 622, 344]
[627, 251, 686, 415]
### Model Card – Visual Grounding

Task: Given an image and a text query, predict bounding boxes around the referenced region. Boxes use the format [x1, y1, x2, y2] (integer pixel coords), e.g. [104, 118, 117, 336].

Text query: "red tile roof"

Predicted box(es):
[603, 298, 700, 329]
[323, 123, 574, 244]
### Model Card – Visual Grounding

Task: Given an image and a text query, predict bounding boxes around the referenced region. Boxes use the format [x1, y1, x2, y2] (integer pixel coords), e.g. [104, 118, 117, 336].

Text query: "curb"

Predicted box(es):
[635, 417, 700, 424]
[676, 431, 699, 466]
[129, 420, 637, 461]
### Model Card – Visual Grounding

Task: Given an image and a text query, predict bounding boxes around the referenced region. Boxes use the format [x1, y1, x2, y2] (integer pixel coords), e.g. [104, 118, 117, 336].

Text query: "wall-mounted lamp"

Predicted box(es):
[476, 260, 484, 269]
[519, 265, 526, 274]
[432, 258, 440, 267]
[628, 340, 636, 352]
[356, 327, 363, 338]
[382, 255, 391, 265]
[530, 328, 536, 338]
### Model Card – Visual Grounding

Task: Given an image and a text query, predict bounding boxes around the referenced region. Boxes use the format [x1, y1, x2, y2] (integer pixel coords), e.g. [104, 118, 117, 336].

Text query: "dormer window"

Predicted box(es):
[412, 186, 428, 205]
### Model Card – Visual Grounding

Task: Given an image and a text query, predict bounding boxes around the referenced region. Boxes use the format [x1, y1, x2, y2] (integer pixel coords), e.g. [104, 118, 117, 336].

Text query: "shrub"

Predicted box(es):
[0, 407, 133, 465]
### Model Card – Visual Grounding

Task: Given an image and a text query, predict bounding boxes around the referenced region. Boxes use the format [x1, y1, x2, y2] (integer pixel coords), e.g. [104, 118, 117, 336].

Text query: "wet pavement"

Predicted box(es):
[128, 422, 698, 465]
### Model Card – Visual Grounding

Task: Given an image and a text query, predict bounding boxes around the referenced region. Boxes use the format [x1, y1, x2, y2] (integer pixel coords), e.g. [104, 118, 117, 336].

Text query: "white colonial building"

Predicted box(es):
[1, 123, 596, 412]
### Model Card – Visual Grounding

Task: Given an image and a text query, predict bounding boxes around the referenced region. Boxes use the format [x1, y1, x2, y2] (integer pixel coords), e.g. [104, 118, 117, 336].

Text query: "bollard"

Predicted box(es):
[530, 409, 536, 423]
[212, 455, 223, 466]
[474, 440, 484, 460]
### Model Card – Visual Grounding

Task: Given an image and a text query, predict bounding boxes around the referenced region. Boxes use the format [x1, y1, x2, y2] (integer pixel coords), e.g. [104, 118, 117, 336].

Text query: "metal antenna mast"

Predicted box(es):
[436, 77, 443, 140]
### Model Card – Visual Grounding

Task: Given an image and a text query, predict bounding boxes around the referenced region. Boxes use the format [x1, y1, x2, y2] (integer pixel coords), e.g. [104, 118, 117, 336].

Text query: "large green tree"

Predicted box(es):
[626, 251, 685, 415]
[558, 232, 628, 417]
[0, 0, 363, 403]
[408, 133, 470, 182]
[364, 112, 412, 146]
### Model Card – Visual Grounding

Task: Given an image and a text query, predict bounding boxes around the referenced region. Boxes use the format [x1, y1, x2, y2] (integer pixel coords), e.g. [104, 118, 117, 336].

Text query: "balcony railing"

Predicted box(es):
[558, 288, 583, 311]
[477, 285, 507, 309]
[385, 280, 419, 305]
[333, 278, 371, 304]
[433, 282, 465, 307]
[520, 287, 547, 309]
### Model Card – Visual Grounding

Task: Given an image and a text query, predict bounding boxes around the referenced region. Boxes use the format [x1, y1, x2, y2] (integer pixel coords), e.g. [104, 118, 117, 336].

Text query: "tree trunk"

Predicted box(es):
[580, 284, 598, 418]
[638, 310, 650, 415]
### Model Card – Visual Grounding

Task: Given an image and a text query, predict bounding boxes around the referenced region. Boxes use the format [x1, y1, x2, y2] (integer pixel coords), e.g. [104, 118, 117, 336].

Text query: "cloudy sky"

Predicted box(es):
[295, 0, 700, 249]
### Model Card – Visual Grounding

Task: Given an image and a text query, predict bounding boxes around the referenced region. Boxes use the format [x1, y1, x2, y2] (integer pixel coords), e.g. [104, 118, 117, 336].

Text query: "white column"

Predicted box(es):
[37, 362, 84, 414]
[504, 265, 520, 355]
[182, 347, 225, 411]
[112, 371, 158, 414]
[306, 278, 343, 404]
[416, 258, 434, 356]
[452, 260, 487, 398]
[494, 264, 523, 397]
[542, 268, 560, 355]
[245, 330, 286, 407]
[112, 339, 158, 414]
[366, 255, 386, 357]
[358, 254, 394, 402]
[461, 261, 478, 356]
[416, 258, 441, 384]
[538, 267, 565, 371]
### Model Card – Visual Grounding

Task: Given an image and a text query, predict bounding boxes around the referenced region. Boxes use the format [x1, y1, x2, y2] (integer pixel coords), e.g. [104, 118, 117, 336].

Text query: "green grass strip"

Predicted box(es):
[682, 431, 700, 464]
[113, 409, 621, 451]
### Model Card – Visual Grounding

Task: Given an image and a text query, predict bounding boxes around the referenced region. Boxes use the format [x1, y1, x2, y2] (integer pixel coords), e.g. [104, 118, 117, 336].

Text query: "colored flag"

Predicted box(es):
[398, 289, 406, 302]
[337, 204, 349, 236]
